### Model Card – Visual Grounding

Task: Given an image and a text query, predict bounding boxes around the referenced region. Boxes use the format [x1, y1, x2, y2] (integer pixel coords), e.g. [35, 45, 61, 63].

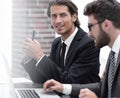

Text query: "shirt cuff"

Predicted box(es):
[35, 54, 45, 66]
[62, 84, 72, 95]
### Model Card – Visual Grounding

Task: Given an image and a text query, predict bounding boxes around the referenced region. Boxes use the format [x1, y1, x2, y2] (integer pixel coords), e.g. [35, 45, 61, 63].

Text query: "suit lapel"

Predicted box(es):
[65, 39, 79, 65]
[101, 52, 111, 97]
[113, 50, 120, 81]
[65, 28, 84, 66]
[101, 50, 120, 97]
[56, 40, 62, 66]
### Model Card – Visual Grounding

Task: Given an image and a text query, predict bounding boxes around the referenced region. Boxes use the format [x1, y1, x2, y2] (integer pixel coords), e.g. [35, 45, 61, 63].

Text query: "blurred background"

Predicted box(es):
[1, 0, 117, 80]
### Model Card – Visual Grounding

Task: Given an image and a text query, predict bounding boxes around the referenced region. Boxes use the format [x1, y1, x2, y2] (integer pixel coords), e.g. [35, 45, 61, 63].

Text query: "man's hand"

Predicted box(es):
[23, 38, 44, 60]
[79, 88, 98, 98]
[43, 79, 63, 93]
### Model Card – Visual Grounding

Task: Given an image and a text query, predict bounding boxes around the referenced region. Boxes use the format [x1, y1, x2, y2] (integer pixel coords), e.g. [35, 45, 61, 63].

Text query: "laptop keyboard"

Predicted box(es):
[17, 89, 40, 98]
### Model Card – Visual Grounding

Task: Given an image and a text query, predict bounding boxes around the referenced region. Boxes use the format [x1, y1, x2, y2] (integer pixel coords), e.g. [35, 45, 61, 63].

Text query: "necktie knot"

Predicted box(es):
[61, 42, 66, 49]
[110, 50, 115, 60]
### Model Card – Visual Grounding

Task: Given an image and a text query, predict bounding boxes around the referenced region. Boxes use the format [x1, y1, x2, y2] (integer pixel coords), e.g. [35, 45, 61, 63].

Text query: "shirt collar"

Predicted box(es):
[112, 34, 120, 54]
[61, 27, 78, 48]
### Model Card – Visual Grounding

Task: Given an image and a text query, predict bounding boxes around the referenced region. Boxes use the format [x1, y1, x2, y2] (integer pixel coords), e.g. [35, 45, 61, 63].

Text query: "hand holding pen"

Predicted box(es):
[23, 30, 44, 60]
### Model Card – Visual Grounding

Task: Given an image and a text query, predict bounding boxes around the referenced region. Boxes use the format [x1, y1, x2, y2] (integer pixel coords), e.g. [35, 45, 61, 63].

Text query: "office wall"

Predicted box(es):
[0, 0, 12, 70]
[12, 0, 55, 77]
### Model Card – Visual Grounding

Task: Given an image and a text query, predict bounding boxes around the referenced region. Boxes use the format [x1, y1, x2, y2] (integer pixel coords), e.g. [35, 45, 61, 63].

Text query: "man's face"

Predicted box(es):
[88, 15, 110, 48]
[50, 5, 77, 39]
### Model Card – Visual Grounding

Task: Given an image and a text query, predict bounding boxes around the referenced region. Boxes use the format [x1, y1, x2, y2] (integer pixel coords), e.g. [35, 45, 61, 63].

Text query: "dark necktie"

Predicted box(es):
[60, 42, 66, 71]
[108, 50, 115, 98]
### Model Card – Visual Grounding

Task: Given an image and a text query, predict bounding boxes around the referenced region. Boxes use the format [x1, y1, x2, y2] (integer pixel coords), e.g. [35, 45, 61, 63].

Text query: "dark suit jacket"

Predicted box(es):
[22, 27, 100, 84]
[71, 50, 120, 98]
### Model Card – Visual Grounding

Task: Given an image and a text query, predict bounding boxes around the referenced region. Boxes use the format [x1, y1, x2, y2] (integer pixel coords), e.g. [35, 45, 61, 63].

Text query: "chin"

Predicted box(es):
[57, 31, 64, 35]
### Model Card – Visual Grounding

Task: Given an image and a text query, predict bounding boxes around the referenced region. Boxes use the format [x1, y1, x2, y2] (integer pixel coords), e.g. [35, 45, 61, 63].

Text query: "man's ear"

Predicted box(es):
[102, 19, 111, 32]
[72, 13, 78, 22]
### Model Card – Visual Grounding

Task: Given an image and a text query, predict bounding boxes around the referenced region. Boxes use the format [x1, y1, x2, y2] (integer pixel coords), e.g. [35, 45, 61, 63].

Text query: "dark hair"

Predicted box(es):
[47, 0, 80, 28]
[84, 0, 120, 29]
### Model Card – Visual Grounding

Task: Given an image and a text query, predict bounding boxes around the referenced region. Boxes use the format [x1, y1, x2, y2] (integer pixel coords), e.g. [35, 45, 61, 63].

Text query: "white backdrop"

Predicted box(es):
[0, 0, 12, 69]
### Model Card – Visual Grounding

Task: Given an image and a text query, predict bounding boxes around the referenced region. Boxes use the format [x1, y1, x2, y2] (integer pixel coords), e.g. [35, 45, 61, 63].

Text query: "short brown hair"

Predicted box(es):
[84, 0, 120, 29]
[47, 0, 80, 28]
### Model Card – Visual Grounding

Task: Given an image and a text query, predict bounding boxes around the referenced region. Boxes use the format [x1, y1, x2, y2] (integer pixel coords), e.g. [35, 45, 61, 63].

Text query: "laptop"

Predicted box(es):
[15, 60, 60, 98]
[0, 52, 60, 98]
[15, 87, 60, 98]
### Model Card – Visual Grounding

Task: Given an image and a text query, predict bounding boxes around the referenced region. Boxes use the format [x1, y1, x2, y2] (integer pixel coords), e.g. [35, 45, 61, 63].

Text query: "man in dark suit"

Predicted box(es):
[43, 0, 120, 98]
[22, 0, 100, 84]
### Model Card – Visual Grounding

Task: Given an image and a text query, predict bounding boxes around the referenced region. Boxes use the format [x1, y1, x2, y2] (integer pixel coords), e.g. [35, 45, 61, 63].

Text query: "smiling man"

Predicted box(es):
[22, 0, 100, 85]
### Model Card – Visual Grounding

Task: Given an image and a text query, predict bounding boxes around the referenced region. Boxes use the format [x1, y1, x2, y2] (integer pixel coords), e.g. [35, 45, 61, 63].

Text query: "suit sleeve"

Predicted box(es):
[71, 82, 101, 97]
[21, 37, 62, 83]
[21, 56, 61, 83]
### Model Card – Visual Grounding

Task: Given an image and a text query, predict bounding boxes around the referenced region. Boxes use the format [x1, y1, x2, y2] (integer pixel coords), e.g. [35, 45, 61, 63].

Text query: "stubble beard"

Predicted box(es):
[96, 27, 110, 48]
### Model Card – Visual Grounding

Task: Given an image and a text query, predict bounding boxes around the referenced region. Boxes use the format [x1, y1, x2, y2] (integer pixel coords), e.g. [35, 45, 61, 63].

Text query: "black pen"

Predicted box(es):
[32, 30, 35, 41]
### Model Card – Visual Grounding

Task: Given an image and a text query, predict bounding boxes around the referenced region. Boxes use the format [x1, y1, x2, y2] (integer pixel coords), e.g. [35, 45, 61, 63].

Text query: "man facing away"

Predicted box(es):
[43, 0, 120, 98]
[22, 0, 100, 85]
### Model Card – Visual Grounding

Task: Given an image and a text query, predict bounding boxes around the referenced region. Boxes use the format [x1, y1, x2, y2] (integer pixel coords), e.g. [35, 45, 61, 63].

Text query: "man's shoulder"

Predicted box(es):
[52, 36, 61, 45]
[76, 28, 93, 43]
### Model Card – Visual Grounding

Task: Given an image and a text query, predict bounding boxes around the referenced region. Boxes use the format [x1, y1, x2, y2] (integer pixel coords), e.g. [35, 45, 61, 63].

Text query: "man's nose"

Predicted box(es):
[56, 16, 62, 23]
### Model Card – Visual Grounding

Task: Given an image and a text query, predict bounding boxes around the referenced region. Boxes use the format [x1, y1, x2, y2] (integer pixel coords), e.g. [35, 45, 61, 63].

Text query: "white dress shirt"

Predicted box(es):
[111, 34, 120, 65]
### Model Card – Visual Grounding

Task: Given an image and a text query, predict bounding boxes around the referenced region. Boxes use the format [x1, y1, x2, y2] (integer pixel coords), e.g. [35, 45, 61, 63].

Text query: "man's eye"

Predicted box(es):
[51, 15, 56, 19]
[61, 14, 66, 17]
